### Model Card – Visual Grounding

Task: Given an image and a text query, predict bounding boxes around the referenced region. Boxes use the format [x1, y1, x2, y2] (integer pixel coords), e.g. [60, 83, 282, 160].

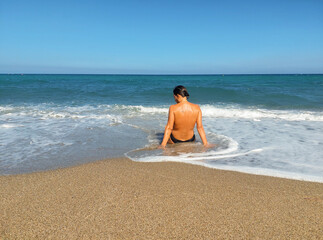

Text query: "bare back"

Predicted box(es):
[171, 101, 200, 140]
[160, 92, 209, 148]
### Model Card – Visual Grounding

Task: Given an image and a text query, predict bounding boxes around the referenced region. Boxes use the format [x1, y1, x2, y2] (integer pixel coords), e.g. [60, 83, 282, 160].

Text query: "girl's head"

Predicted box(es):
[173, 85, 189, 99]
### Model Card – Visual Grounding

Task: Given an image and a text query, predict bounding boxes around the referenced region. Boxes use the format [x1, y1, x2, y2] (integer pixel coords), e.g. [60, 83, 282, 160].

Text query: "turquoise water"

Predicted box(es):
[1, 74, 323, 110]
[1, 74, 323, 182]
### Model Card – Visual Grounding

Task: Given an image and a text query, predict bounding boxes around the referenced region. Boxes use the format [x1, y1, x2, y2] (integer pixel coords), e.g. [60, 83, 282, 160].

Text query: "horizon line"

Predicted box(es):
[1, 73, 323, 75]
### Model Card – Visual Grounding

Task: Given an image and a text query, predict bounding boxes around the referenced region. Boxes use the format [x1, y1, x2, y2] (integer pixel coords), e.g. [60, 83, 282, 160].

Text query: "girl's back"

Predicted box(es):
[172, 102, 199, 140]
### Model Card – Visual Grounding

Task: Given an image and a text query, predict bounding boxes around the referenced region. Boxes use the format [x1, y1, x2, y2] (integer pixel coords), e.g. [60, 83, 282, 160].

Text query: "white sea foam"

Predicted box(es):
[1, 104, 322, 121]
[184, 161, 323, 183]
[0, 104, 123, 124]
[0, 124, 24, 128]
[137, 106, 168, 114]
[126, 145, 323, 183]
[117, 104, 323, 121]
[126, 148, 263, 163]
[201, 105, 323, 121]
[1, 103, 323, 182]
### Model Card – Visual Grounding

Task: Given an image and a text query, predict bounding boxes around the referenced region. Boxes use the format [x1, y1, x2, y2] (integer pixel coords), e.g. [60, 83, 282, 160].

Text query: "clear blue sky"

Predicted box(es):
[1, 0, 322, 74]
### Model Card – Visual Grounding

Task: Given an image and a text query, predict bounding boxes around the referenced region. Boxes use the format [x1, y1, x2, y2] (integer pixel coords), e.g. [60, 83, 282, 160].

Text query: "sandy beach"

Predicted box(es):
[1, 158, 322, 239]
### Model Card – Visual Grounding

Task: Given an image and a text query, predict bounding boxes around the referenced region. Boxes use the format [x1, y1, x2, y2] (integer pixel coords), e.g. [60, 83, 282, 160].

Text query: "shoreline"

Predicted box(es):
[1, 157, 322, 239]
[3, 155, 322, 184]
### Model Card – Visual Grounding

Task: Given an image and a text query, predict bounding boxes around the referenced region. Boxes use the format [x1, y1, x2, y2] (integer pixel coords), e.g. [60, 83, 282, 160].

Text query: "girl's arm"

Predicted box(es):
[160, 106, 175, 148]
[196, 106, 208, 146]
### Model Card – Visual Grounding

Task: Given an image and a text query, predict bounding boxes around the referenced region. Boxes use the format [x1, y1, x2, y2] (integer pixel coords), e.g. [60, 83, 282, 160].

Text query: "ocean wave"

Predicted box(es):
[116, 104, 323, 122]
[200, 105, 323, 121]
[0, 123, 24, 128]
[1, 104, 323, 122]
[0, 104, 122, 124]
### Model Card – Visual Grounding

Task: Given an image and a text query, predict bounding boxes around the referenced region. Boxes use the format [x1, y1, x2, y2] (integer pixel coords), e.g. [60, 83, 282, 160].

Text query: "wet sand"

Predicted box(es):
[1, 158, 322, 239]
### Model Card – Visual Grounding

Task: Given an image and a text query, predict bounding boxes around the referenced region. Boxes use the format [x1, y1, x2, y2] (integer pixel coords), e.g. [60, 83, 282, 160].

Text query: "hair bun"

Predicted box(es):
[173, 85, 190, 99]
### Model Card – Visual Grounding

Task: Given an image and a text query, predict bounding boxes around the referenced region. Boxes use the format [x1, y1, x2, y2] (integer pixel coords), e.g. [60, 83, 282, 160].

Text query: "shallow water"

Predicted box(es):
[1, 74, 322, 182]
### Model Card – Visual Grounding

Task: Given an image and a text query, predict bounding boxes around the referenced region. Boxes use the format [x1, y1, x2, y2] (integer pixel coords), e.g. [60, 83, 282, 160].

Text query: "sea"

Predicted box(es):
[0, 74, 322, 182]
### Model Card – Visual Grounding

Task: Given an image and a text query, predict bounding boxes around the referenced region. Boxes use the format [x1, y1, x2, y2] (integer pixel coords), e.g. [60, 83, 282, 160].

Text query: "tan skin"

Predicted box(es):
[159, 94, 214, 149]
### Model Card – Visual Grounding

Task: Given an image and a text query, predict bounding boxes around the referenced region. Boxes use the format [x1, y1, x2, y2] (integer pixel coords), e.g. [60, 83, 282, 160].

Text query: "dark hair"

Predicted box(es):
[173, 85, 189, 99]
